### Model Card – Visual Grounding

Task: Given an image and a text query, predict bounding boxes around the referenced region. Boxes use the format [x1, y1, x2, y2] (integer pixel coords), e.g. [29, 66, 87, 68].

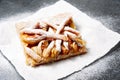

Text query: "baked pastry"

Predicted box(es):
[16, 13, 87, 66]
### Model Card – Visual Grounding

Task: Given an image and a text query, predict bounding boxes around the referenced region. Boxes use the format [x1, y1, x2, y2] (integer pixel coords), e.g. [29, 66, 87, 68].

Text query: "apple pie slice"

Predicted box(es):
[16, 13, 87, 66]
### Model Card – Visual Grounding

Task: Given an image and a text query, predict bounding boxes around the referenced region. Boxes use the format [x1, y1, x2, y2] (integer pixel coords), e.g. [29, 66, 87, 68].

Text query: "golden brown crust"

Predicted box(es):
[16, 13, 87, 67]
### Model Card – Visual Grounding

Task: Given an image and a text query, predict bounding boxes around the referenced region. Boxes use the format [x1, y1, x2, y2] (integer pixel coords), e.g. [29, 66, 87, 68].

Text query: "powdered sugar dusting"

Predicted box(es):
[0, 0, 120, 80]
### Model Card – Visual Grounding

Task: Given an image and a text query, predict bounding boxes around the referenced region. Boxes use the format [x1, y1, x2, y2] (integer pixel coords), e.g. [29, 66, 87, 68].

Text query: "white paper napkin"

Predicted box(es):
[0, 0, 120, 80]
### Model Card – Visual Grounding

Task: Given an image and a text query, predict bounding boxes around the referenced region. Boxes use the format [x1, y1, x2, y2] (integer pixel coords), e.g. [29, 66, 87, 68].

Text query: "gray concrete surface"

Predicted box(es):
[0, 0, 120, 80]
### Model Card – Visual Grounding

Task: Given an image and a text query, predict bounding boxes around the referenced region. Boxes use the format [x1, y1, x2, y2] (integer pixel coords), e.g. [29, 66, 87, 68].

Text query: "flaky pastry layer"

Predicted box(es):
[16, 13, 87, 66]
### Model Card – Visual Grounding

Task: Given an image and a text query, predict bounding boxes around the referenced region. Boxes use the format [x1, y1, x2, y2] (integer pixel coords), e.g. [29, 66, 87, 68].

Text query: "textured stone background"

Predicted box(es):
[0, 0, 120, 80]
